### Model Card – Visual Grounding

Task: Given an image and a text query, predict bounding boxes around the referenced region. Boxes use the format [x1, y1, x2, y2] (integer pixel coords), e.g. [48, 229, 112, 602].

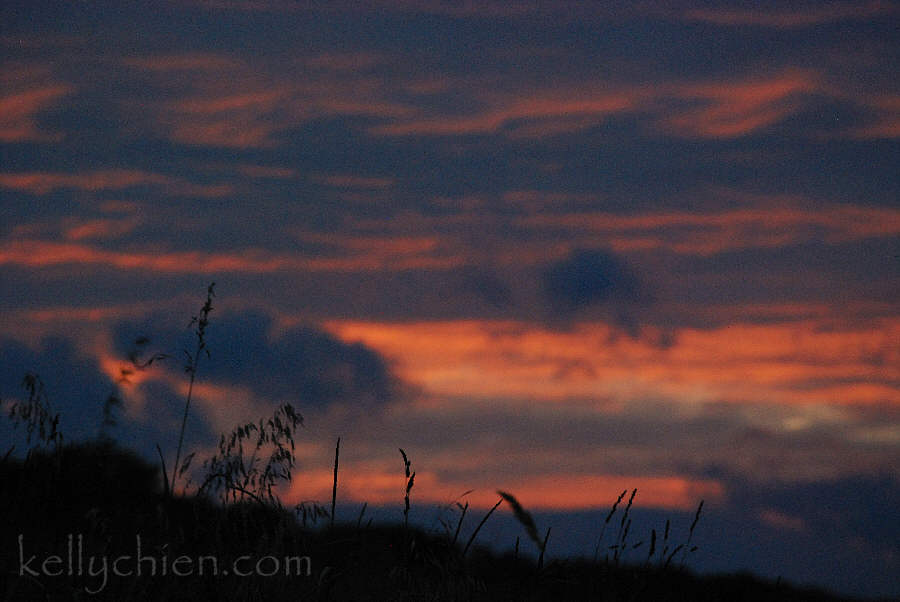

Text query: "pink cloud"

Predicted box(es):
[0, 239, 465, 274]
[0, 169, 232, 198]
[64, 217, 141, 241]
[313, 173, 395, 189]
[846, 94, 900, 139]
[659, 72, 817, 138]
[0, 84, 72, 142]
[371, 90, 639, 136]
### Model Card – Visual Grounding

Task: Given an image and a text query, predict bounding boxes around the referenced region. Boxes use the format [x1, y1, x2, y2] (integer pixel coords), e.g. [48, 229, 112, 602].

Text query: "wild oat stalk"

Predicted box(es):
[171, 282, 215, 493]
[399, 448, 415, 528]
[199, 403, 303, 505]
[594, 488, 627, 562]
[613, 488, 637, 565]
[498, 490, 548, 566]
[680, 499, 704, 566]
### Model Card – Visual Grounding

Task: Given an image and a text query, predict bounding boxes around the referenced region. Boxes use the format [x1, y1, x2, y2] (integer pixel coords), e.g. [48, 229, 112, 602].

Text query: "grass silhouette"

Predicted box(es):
[0, 285, 871, 601]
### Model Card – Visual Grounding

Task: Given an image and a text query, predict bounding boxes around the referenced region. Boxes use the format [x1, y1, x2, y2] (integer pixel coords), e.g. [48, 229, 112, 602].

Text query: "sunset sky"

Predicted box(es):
[1, 1, 898, 597]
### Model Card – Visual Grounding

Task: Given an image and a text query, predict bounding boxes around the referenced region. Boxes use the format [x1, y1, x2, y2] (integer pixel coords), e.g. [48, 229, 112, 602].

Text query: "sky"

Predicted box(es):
[1, 0, 898, 597]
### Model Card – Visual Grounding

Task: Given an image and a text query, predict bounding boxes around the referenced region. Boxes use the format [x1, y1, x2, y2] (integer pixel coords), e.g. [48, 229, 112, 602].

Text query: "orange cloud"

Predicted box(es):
[324, 319, 900, 407]
[515, 203, 900, 255]
[0, 239, 465, 274]
[286, 467, 722, 511]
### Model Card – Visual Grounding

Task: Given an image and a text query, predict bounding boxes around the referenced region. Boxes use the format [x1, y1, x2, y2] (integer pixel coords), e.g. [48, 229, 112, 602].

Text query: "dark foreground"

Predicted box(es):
[0, 443, 875, 602]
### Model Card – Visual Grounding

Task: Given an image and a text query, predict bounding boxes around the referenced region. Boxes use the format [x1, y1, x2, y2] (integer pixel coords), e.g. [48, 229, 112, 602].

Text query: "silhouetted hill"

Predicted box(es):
[0, 443, 879, 601]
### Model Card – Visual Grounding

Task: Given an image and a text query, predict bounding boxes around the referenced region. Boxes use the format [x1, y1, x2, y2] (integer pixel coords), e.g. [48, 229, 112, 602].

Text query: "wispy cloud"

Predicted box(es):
[659, 72, 817, 138]
[124, 51, 414, 148]
[324, 319, 900, 407]
[683, 2, 897, 28]
[0, 82, 72, 142]
[312, 173, 395, 189]
[845, 94, 900, 139]
[0, 169, 232, 197]
[64, 217, 141, 241]
[0, 239, 464, 274]
[371, 71, 820, 140]
[371, 90, 639, 136]
[514, 198, 900, 255]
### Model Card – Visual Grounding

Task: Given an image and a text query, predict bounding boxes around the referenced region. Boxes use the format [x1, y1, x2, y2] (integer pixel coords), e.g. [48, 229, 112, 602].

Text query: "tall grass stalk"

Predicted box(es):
[463, 498, 502, 558]
[594, 488, 626, 562]
[498, 490, 548, 568]
[331, 436, 340, 528]
[171, 282, 214, 493]
[399, 447, 415, 528]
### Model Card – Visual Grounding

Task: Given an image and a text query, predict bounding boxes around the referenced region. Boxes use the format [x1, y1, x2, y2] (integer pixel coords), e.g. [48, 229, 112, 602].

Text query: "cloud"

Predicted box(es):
[114, 311, 402, 411]
[845, 93, 900, 139]
[516, 199, 900, 255]
[64, 217, 141, 241]
[370, 90, 639, 137]
[312, 173, 395, 189]
[0, 85, 72, 142]
[365, 70, 825, 141]
[0, 169, 232, 197]
[0, 239, 465, 274]
[323, 318, 900, 408]
[121, 51, 414, 148]
[463, 269, 514, 309]
[542, 248, 642, 313]
[659, 71, 817, 138]
[234, 164, 299, 179]
[682, 2, 897, 28]
[0, 336, 114, 443]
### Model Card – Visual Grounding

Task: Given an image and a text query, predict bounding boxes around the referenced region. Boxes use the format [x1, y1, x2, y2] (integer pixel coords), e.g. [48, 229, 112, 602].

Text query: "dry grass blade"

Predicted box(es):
[453, 501, 468, 545]
[463, 498, 503, 558]
[331, 437, 340, 528]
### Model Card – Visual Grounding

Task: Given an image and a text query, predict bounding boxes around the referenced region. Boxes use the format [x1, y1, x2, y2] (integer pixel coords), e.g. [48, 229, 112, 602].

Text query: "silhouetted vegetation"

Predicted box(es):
[0, 285, 876, 601]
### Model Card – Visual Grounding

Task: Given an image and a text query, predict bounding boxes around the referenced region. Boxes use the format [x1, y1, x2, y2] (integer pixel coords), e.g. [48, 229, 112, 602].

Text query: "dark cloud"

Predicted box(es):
[0, 336, 114, 445]
[462, 269, 513, 309]
[696, 473, 900, 599]
[542, 248, 649, 332]
[543, 248, 641, 309]
[114, 310, 400, 411]
[0, 334, 216, 460]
